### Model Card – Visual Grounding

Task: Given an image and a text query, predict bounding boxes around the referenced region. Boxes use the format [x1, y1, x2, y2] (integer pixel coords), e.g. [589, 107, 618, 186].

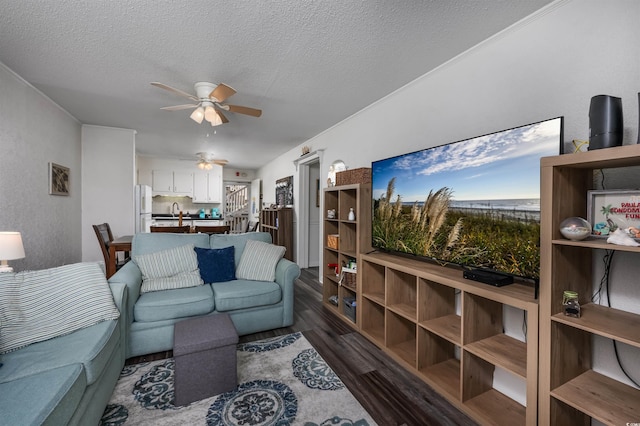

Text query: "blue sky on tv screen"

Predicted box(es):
[372, 118, 562, 203]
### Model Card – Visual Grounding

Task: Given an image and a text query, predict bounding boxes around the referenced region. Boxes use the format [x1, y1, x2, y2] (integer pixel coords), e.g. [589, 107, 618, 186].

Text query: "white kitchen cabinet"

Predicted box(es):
[152, 170, 193, 196]
[173, 171, 193, 194]
[192, 166, 223, 203]
[152, 170, 173, 193]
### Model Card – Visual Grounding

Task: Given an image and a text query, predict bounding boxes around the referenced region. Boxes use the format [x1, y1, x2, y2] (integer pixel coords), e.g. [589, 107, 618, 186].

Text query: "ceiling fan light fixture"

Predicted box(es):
[190, 107, 205, 124]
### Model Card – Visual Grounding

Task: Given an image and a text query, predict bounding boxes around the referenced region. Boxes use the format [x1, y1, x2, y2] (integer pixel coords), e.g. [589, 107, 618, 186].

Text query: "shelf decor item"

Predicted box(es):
[559, 217, 591, 241]
[348, 208, 355, 221]
[587, 189, 640, 238]
[327, 234, 339, 249]
[562, 290, 580, 318]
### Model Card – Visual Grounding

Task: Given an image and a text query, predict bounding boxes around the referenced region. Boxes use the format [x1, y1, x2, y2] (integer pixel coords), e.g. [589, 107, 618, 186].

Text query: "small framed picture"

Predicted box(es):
[49, 162, 70, 196]
[587, 189, 640, 238]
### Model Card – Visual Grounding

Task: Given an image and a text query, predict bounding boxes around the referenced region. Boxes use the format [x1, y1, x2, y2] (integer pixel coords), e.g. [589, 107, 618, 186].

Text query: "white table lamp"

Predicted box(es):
[0, 232, 25, 272]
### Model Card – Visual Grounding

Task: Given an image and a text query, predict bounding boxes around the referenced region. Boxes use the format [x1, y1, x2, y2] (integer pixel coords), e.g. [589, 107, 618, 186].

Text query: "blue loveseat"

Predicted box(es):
[109, 231, 300, 358]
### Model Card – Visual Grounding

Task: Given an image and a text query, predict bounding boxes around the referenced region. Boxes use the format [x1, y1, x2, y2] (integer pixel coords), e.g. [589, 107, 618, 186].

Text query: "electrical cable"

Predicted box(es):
[602, 250, 640, 388]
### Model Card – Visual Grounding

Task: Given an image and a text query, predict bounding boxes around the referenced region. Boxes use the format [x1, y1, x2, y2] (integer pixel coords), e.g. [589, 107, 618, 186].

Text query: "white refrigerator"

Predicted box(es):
[134, 185, 152, 233]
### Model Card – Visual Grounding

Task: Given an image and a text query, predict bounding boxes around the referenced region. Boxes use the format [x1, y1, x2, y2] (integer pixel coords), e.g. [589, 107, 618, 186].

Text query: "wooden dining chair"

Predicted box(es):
[93, 223, 128, 273]
[150, 225, 192, 233]
[194, 225, 231, 235]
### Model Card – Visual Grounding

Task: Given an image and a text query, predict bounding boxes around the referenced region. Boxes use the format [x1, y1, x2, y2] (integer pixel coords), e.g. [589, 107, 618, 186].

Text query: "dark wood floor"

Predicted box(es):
[128, 268, 476, 426]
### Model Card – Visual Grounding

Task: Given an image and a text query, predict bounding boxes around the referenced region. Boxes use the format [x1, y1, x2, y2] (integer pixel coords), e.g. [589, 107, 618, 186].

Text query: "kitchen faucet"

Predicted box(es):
[171, 202, 180, 216]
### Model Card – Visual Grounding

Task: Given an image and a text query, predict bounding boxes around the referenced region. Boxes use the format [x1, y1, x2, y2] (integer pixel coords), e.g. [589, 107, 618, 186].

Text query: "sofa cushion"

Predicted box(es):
[211, 280, 282, 312]
[133, 244, 203, 293]
[0, 262, 120, 354]
[134, 285, 215, 322]
[236, 239, 286, 282]
[0, 319, 120, 386]
[194, 246, 236, 283]
[209, 232, 272, 266]
[0, 364, 86, 426]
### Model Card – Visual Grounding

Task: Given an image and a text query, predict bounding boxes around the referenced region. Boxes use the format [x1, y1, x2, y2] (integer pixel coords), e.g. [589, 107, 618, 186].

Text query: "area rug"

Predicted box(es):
[100, 332, 376, 425]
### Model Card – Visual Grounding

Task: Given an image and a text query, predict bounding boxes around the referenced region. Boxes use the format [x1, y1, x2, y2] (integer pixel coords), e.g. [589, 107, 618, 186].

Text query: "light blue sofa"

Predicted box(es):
[0, 279, 127, 426]
[108, 232, 300, 358]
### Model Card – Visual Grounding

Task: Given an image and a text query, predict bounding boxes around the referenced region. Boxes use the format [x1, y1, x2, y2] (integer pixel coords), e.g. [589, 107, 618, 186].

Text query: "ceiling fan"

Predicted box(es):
[151, 81, 262, 126]
[195, 152, 228, 170]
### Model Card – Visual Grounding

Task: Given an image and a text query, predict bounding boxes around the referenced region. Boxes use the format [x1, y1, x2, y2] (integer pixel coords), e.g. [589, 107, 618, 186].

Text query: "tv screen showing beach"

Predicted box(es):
[372, 117, 563, 281]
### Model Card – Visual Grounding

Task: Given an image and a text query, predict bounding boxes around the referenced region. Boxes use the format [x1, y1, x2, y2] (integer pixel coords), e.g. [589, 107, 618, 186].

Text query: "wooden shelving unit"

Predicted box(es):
[322, 183, 371, 325]
[260, 207, 294, 261]
[360, 252, 539, 425]
[539, 144, 640, 425]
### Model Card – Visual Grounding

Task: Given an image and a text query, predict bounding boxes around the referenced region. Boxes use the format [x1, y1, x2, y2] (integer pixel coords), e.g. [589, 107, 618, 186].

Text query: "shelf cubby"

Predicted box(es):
[386, 310, 417, 367]
[417, 327, 460, 400]
[360, 297, 385, 346]
[387, 268, 417, 321]
[361, 259, 385, 305]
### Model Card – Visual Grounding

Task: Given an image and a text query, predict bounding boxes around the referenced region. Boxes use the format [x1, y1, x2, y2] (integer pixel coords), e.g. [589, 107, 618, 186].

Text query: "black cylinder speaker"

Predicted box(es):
[589, 94, 623, 150]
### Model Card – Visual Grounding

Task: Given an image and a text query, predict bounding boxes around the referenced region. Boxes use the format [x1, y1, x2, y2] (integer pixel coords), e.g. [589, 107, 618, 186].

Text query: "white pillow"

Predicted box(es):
[236, 239, 286, 282]
[133, 244, 203, 293]
[0, 262, 120, 354]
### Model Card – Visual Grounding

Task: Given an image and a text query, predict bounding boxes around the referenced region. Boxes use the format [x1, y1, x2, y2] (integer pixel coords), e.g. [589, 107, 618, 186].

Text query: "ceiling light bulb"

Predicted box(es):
[211, 111, 223, 126]
[205, 163, 213, 170]
[190, 107, 205, 124]
[197, 161, 206, 169]
[204, 106, 217, 123]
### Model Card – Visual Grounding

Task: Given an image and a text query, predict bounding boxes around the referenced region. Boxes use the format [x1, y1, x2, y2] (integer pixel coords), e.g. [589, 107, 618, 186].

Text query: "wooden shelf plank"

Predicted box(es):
[551, 370, 640, 425]
[464, 334, 527, 379]
[464, 388, 525, 426]
[419, 314, 461, 346]
[418, 358, 461, 400]
[363, 292, 384, 306]
[387, 302, 417, 322]
[552, 238, 640, 253]
[551, 303, 640, 349]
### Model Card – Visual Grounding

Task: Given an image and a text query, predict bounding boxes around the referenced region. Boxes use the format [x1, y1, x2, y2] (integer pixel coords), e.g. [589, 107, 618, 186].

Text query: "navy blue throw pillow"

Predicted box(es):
[194, 246, 236, 283]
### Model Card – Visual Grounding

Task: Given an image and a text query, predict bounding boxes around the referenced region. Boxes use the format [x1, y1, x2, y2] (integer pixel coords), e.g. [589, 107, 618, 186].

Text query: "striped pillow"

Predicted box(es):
[133, 244, 203, 293]
[236, 240, 286, 282]
[0, 262, 120, 354]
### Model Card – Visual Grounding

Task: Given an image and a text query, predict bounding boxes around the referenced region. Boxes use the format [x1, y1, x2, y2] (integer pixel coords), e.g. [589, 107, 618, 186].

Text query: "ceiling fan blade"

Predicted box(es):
[226, 104, 262, 117]
[209, 83, 236, 102]
[217, 110, 230, 123]
[160, 104, 199, 111]
[213, 159, 229, 166]
[151, 82, 198, 101]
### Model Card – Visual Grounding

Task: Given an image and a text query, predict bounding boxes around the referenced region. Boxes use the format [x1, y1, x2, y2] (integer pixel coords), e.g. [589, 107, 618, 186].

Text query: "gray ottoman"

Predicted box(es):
[173, 313, 239, 406]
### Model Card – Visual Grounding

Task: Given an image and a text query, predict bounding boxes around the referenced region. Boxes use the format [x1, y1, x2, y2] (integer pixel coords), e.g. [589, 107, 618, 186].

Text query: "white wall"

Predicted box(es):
[81, 125, 136, 262]
[257, 0, 640, 405]
[0, 62, 82, 270]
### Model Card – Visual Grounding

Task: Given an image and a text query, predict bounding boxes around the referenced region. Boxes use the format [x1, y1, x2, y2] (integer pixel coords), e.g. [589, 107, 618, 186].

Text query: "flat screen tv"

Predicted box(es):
[371, 116, 563, 283]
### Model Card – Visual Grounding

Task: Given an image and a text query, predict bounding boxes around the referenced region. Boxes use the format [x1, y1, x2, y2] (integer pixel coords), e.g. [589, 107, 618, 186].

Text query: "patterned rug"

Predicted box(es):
[100, 332, 376, 425]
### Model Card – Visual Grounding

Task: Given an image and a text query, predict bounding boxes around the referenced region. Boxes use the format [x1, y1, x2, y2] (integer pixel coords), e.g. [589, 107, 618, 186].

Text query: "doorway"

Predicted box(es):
[224, 182, 249, 232]
[295, 150, 324, 271]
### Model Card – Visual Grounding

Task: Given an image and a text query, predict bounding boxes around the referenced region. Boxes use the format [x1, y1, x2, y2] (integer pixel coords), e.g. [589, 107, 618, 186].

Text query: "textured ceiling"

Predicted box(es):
[0, 1, 552, 169]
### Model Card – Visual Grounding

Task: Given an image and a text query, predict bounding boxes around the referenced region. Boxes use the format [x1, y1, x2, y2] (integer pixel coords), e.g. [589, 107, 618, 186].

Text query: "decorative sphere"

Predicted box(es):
[560, 217, 592, 241]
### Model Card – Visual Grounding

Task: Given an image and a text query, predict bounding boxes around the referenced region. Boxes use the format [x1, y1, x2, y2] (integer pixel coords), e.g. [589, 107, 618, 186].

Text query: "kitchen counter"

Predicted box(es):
[152, 214, 223, 221]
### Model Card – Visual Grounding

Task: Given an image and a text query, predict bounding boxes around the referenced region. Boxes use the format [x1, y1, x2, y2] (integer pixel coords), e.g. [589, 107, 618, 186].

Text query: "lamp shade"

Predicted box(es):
[190, 107, 205, 124]
[0, 232, 25, 260]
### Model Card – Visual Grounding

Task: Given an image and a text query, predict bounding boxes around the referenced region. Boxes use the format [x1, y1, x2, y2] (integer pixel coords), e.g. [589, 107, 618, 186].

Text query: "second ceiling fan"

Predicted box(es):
[151, 81, 262, 126]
